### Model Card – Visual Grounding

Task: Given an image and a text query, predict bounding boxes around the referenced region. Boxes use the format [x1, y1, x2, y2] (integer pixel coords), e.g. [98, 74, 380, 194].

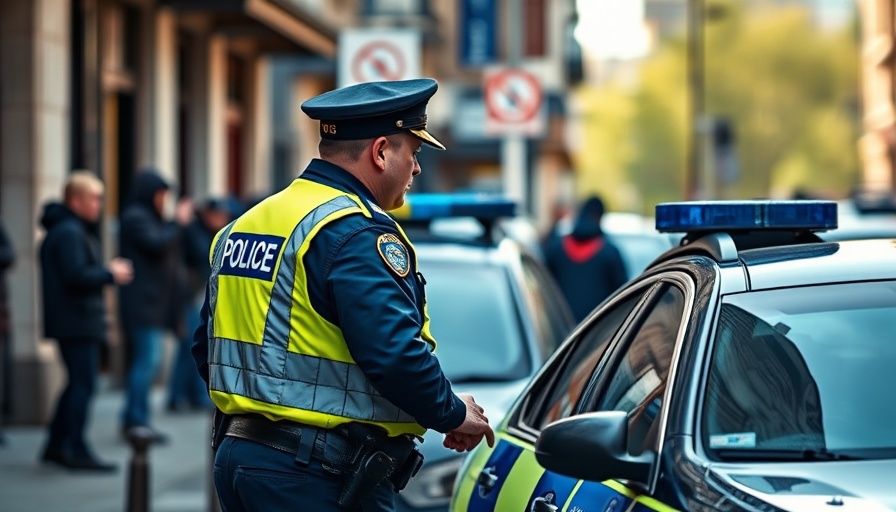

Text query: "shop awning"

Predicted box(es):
[162, 0, 337, 56]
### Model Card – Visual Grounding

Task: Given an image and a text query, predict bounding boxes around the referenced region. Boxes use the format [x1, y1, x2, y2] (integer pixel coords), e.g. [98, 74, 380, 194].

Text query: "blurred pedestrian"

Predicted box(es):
[165, 198, 230, 413]
[543, 195, 627, 322]
[118, 169, 192, 442]
[0, 220, 14, 445]
[38, 171, 133, 471]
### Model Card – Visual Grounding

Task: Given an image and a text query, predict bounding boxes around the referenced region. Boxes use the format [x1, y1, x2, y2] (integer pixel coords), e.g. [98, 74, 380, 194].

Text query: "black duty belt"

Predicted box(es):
[223, 414, 425, 505]
[224, 414, 353, 465]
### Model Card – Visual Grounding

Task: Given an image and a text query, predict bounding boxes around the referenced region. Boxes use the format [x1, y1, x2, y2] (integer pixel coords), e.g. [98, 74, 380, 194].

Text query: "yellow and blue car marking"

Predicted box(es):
[451, 435, 679, 512]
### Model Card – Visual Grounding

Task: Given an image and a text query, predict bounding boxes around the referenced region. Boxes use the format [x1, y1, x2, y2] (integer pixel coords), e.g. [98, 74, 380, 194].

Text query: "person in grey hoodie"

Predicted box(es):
[118, 169, 192, 441]
[38, 171, 133, 471]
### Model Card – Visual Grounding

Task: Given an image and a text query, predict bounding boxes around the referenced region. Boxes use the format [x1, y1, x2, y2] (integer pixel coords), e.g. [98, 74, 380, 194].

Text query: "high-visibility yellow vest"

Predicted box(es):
[206, 178, 434, 437]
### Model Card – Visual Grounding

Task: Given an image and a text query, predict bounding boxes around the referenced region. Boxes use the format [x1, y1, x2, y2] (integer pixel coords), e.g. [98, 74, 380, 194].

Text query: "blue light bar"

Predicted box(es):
[655, 200, 838, 233]
[392, 193, 516, 221]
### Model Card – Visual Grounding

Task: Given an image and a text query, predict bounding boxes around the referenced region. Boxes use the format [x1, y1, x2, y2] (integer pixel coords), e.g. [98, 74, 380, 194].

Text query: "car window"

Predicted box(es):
[703, 280, 896, 458]
[520, 254, 574, 360]
[593, 283, 686, 455]
[422, 260, 530, 382]
[517, 292, 642, 433]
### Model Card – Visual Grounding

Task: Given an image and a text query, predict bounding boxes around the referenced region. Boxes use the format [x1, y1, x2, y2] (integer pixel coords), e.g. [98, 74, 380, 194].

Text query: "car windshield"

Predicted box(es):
[702, 280, 896, 460]
[420, 260, 530, 382]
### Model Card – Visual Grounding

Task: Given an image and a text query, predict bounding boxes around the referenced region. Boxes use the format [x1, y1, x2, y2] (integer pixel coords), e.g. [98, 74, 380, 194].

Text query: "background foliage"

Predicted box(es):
[572, 0, 860, 214]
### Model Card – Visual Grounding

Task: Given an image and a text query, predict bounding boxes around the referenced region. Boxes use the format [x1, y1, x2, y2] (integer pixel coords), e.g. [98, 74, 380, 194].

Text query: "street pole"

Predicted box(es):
[686, 0, 704, 200]
[502, 0, 528, 212]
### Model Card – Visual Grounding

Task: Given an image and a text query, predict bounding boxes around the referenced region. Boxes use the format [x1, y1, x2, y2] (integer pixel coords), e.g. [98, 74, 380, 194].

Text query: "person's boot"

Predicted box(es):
[64, 455, 118, 473]
[40, 444, 69, 465]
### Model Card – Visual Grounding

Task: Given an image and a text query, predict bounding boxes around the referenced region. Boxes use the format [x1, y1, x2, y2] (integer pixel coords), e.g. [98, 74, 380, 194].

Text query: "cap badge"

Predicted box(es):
[377, 234, 410, 277]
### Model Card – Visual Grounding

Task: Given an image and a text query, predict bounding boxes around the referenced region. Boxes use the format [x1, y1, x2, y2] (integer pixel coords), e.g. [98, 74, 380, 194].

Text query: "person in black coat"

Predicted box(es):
[0, 220, 14, 444]
[38, 171, 133, 471]
[117, 170, 192, 439]
[544, 195, 628, 322]
[165, 198, 229, 412]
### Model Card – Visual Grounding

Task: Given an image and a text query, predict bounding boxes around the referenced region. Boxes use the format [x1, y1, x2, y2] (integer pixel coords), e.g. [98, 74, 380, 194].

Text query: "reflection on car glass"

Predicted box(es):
[613, 368, 661, 412]
[705, 305, 825, 451]
[703, 281, 896, 458]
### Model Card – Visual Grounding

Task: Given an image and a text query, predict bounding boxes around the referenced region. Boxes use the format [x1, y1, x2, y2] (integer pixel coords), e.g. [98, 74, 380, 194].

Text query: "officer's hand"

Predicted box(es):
[443, 431, 479, 452]
[445, 393, 495, 451]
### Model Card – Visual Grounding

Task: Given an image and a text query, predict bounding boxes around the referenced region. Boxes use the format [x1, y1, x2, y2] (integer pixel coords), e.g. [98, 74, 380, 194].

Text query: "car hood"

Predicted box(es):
[417, 380, 528, 464]
[710, 459, 896, 511]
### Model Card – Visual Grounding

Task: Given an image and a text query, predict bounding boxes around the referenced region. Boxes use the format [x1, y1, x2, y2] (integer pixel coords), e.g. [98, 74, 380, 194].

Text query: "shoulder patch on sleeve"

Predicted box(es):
[376, 233, 410, 277]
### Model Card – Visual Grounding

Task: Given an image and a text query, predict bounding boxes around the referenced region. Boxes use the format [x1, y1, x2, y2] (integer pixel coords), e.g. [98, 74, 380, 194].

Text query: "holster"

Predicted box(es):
[338, 449, 394, 510]
[389, 447, 423, 491]
[211, 409, 231, 451]
[335, 423, 424, 510]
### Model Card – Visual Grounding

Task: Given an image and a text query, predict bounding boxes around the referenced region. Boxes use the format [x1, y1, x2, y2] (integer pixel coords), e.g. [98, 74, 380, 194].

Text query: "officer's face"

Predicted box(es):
[382, 134, 422, 210]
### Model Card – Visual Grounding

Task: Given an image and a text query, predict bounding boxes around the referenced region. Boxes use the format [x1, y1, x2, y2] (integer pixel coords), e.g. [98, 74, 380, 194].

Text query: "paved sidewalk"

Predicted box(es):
[0, 387, 216, 512]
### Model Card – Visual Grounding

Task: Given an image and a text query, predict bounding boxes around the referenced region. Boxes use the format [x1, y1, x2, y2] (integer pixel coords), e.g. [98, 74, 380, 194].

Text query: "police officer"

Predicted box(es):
[192, 78, 494, 511]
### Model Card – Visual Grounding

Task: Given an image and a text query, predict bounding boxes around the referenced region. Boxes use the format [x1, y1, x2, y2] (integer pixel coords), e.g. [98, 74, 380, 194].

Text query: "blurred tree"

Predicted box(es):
[572, 0, 860, 213]
[704, 1, 860, 199]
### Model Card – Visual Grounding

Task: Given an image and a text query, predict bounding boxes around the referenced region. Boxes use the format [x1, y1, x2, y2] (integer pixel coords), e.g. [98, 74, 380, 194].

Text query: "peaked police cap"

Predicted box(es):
[300, 78, 446, 150]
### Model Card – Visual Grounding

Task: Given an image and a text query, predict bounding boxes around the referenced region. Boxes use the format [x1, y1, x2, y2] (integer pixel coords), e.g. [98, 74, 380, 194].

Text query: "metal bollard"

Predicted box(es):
[125, 426, 156, 512]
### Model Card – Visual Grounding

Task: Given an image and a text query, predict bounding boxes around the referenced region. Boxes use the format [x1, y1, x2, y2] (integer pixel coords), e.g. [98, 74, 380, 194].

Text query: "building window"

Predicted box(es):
[122, 4, 140, 73]
[227, 54, 245, 104]
[365, 0, 424, 16]
[524, 0, 546, 57]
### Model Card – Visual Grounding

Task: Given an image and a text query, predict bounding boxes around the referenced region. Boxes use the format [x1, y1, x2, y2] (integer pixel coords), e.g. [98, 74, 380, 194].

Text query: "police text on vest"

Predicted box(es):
[219, 233, 286, 281]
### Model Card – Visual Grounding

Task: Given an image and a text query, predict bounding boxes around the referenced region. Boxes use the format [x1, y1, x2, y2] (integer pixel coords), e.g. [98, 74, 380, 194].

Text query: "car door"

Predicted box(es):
[451, 283, 652, 512]
[563, 274, 691, 512]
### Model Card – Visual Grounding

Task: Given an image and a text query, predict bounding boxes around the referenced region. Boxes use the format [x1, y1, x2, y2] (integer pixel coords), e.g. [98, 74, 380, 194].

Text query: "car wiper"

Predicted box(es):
[714, 448, 865, 462]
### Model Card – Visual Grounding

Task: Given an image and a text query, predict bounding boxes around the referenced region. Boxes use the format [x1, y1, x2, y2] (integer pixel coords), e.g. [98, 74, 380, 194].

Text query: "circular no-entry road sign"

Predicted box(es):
[351, 40, 407, 83]
[484, 68, 543, 124]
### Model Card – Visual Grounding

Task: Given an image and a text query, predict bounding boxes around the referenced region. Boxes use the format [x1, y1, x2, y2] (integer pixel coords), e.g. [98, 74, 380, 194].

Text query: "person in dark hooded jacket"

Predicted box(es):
[165, 198, 229, 412]
[38, 170, 133, 471]
[118, 169, 192, 440]
[0, 220, 14, 444]
[543, 195, 627, 322]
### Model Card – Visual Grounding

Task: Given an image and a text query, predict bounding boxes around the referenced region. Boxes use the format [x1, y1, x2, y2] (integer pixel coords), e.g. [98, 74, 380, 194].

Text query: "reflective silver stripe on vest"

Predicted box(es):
[208, 195, 416, 424]
[209, 337, 415, 423]
[208, 221, 237, 340]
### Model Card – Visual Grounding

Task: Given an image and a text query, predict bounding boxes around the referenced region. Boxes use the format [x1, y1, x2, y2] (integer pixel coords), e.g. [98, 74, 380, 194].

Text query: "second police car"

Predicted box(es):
[391, 194, 576, 511]
[450, 200, 896, 512]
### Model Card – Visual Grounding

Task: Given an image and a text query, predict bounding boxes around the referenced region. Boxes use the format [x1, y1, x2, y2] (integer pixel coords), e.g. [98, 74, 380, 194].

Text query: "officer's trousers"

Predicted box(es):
[214, 436, 396, 512]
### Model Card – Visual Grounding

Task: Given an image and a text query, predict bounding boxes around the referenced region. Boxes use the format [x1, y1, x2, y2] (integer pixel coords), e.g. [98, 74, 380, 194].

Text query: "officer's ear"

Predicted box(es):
[371, 137, 389, 171]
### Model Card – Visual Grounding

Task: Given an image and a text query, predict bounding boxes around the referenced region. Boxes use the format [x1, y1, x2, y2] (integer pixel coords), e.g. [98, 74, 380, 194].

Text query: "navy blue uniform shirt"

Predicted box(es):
[192, 159, 466, 434]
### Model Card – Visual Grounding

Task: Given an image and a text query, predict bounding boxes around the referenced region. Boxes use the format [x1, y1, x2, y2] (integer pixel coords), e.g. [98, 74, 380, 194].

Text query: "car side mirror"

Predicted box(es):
[534, 411, 654, 483]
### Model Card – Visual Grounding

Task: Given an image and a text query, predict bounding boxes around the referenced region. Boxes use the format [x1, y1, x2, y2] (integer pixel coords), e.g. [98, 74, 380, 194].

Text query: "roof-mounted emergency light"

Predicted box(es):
[392, 194, 516, 221]
[655, 201, 838, 233]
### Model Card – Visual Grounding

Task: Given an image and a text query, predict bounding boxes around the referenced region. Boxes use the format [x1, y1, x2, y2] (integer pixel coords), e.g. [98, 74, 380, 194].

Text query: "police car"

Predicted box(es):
[450, 200, 896, 512]
[392, 195, 576, 511]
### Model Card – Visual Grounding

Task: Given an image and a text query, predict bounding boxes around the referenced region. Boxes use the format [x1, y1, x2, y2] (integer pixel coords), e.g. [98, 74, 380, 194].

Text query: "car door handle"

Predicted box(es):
[531, 495, 559, 512]
[477, 466, 499, 493]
